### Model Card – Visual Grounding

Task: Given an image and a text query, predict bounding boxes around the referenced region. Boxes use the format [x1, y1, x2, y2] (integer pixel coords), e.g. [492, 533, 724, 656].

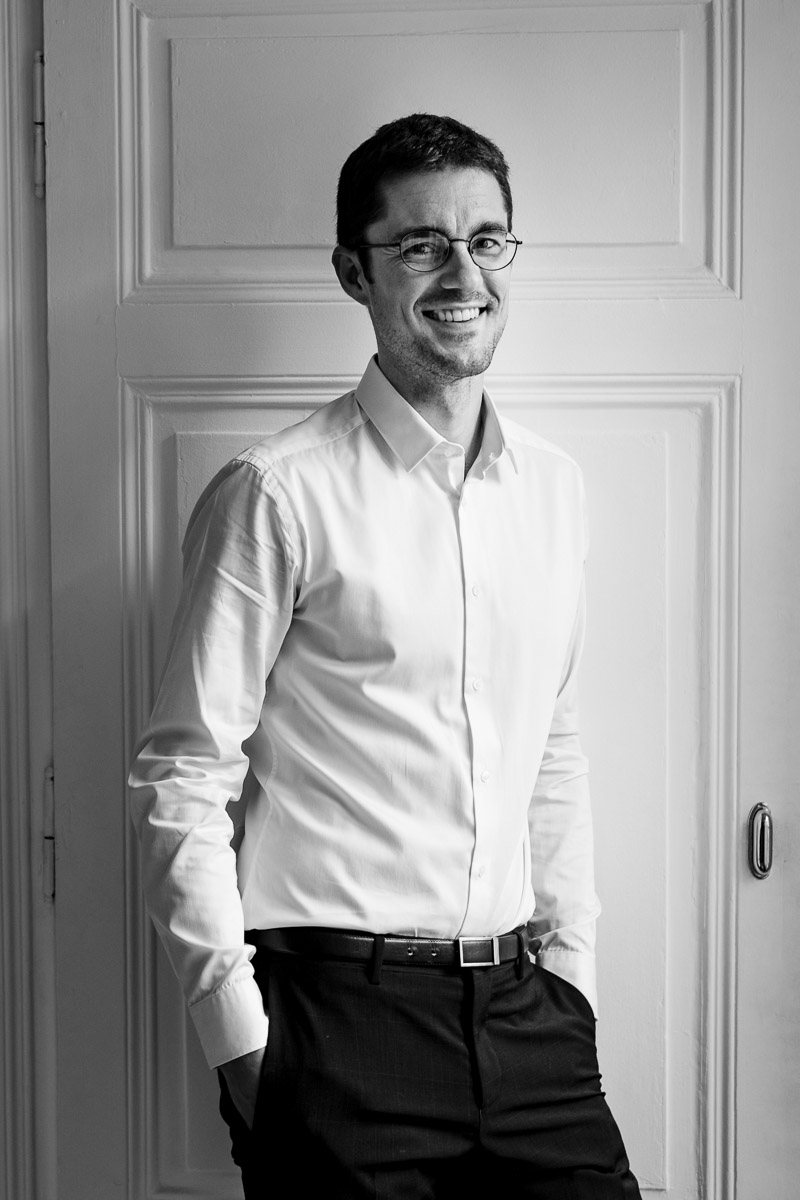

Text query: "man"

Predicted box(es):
[129, 113, 641, 1197]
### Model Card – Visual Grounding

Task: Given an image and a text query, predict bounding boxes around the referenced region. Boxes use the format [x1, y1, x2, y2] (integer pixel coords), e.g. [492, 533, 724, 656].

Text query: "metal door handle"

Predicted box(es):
[748, 804, 773, 879]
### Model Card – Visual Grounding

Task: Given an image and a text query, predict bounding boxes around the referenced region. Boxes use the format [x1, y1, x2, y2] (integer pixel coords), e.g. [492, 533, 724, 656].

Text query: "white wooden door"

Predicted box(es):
[44, 1, 799, 1197]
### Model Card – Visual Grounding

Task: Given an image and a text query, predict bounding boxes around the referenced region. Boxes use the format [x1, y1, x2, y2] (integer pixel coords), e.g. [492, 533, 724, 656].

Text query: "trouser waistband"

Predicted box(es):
[244, 925, 541, 971]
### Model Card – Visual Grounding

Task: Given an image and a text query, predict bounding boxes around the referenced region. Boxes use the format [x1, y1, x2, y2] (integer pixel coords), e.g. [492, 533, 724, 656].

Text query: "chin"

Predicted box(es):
[431, 345, 496, 379]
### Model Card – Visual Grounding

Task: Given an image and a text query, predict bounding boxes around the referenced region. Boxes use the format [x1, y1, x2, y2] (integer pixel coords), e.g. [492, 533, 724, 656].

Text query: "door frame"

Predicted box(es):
[0, 1, 56, 1198]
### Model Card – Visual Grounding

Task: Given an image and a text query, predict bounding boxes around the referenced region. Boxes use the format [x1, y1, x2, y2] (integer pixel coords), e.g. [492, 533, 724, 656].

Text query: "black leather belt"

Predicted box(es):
[245, 925, 541, 969]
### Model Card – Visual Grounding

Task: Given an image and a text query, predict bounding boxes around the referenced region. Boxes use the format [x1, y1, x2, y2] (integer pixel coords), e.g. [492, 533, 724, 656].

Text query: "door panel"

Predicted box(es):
[46, 2, 797, 1197]
[121, 2, 729, 303]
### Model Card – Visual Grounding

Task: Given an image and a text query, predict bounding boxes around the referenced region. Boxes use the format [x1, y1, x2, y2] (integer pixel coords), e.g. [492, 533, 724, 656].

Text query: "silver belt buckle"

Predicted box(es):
[458, 935, 500, 967]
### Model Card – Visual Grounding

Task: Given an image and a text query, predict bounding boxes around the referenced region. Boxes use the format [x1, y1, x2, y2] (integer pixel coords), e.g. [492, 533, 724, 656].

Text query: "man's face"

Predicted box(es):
[353, 168, 513, 392]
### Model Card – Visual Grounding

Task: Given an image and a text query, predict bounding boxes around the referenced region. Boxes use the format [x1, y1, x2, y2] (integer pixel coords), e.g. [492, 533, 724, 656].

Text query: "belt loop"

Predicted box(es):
[368, 934, 386, 985]
[514, 928, 526, 980]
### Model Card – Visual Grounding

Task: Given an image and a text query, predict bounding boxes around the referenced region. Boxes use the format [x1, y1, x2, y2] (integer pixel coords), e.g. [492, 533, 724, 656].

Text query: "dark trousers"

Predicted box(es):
[219, 947, 641, 1198]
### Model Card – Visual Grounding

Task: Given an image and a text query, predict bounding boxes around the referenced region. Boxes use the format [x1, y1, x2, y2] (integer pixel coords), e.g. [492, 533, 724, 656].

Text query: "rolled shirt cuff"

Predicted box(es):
[534, 948, 598, 1018]
[189, 973, 270, 1069]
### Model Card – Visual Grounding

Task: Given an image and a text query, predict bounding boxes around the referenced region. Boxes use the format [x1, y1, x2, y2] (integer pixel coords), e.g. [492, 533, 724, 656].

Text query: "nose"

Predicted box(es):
[437, 240, 484, 290]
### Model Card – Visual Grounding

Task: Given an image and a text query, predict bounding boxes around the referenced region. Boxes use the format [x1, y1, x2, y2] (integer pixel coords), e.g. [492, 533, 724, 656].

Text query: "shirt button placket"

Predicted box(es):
[459, 481, 495, 930]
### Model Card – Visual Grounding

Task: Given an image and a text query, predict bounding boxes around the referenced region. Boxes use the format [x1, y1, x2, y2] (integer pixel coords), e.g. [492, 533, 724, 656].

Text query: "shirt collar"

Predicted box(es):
[355, 356, 514, 475]
[474, 388, 515, 477]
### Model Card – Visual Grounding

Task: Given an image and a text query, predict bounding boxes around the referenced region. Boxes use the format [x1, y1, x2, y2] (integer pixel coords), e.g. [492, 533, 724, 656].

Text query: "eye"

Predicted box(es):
[471, 234, 505, 257]
[402, 233, 443, 261]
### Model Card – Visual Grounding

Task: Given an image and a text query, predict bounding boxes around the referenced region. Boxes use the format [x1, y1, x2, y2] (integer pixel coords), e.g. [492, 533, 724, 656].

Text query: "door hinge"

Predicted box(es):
[43, 764, 55, 900]
[33, 50, 45, 198]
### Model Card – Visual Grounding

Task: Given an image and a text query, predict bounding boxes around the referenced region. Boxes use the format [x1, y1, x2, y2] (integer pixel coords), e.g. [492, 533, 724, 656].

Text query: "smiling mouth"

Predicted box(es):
[423, 306, 487, 324]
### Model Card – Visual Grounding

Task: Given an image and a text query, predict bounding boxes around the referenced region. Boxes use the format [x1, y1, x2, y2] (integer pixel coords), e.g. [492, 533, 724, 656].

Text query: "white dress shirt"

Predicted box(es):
[129, 357, 600, 1069]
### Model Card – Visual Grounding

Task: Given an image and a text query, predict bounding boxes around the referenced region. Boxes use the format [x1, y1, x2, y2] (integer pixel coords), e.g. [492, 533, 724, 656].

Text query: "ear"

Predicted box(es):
[332, 245, 371, 306]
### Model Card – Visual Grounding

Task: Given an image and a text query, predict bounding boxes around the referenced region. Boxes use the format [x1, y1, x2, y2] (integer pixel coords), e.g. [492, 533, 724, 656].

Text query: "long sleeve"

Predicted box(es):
[128, 460, 296, 1068]
[528, 572, 601, 1015]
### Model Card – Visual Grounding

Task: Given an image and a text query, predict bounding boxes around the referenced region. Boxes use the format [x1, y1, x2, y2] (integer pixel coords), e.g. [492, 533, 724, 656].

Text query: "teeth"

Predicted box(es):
[429, 307, 482, 323]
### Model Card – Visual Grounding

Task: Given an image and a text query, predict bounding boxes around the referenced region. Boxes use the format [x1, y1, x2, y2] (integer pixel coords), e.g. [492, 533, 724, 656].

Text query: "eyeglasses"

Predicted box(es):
[357, 229, 522, 273]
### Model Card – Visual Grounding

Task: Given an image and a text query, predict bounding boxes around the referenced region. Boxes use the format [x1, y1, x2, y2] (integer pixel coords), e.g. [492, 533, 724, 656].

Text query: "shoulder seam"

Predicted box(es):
[499, 417, 582, 471]
[234, 396, 365, 474]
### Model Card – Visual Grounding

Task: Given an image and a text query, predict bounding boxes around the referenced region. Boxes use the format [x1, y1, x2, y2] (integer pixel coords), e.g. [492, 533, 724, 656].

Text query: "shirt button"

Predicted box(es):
[471, 584, 480, 597]
[476, 865, 486, 878]
[480, 769, 490, 783]
[472, 678, 483, 692]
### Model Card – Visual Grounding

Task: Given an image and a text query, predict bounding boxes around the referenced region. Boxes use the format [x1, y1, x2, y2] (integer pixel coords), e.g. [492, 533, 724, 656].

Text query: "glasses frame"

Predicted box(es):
[356, 229, 523, 273]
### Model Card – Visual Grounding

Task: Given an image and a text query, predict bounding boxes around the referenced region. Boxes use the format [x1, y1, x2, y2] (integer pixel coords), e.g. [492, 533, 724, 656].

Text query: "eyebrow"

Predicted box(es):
[386, 220, 510, 242]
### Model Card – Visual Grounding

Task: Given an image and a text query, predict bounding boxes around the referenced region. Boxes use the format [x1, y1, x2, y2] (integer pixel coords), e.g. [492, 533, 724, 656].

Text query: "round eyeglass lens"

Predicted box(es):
[399, 230, 516, 272]
[469, 233, 513, 268]
[400, 231, 450, 271]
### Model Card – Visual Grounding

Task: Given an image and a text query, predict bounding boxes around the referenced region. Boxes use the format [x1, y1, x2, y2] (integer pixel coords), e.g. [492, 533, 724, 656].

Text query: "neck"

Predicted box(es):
[376, 356, 485, 471]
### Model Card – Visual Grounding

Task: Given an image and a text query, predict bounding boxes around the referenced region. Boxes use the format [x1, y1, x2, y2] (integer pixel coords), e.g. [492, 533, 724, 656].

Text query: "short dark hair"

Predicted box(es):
[336, 113, 513, 250]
